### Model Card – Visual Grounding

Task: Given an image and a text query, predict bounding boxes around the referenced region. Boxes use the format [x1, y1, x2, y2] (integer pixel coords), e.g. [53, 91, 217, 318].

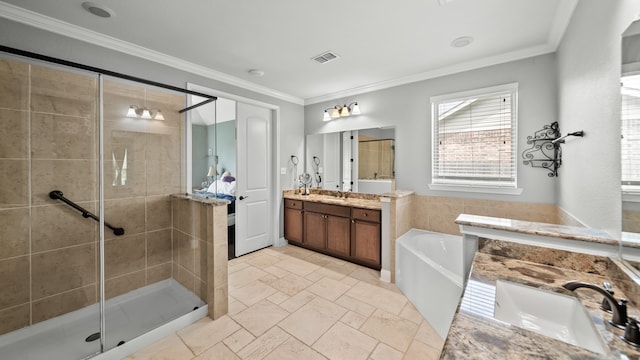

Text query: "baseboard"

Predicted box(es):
[380, 269, 391, 283]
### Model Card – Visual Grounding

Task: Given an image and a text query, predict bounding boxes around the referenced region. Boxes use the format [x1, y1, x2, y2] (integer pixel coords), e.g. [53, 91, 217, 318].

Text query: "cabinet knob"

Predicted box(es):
[364, 213, 368, 217]
[351, 219, 355, 224]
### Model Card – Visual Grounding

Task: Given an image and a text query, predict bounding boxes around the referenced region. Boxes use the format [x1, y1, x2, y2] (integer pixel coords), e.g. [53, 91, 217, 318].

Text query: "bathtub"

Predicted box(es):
[396, 229, 464, 339]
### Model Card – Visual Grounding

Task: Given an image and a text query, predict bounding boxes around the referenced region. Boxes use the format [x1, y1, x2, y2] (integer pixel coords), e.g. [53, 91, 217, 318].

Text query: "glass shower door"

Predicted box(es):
[0, 58, 102, 359]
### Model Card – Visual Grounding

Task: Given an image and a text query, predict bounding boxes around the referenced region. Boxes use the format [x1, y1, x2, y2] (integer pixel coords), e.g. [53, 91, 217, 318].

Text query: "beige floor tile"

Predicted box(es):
[263, 265, 290, 278]
[259, 272, 313, 296]
[306, 277, 352, 301]
[322, 260, 359, 276]
[307, 266, 348, 281]
[223, 328, 255, 353]
[237, 326, 290, 360]
[178, 316, 241, 355]
[273, 257, 319, 276]
[345, 281, 407, 315]
[231, 299, 289, 336]
[340, 310, 368, 329]
[273, 245, 316, 259]
[369, 342, 403, 360]
[360, 309, 419, 352]
[228, 297, 248, 315]
[414, 320, 445, 350]
[305, 270, 324, 282]
[267, 291, 289, 305]
[228, 265, 268, 290]
[339, 276, 359, 287]
[279, 290, 316, 313]
[400, 301, 424, 325]
[245, 253, 281, 269]
[193, 342, 240, 360]
[403, 340, 442, 360]
[228, 261, 250, 274]
[263, 336, 327, 360]
[334, 294, 376, 317]
[230, 280, 277, 306]
[124, 334, 194, 360]
[279, 297, 347, 345]
[312, 321, 377, 360]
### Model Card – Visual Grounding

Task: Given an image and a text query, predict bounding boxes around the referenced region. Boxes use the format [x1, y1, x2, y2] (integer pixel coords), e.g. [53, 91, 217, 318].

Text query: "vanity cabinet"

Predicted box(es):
[283, 199, 303, 244]
[283, 198, 381, 269]
[351, 208, 381, 268]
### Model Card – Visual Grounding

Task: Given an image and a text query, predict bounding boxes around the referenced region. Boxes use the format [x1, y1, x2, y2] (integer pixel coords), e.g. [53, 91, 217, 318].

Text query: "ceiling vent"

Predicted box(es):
[311, 51, 340, 64]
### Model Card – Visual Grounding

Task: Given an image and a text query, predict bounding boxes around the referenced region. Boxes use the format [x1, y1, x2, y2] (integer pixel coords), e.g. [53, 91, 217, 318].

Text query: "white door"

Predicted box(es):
[235, 102, 272, 256]
[342, 131, 353, 191]
[323, 132, 341, 190]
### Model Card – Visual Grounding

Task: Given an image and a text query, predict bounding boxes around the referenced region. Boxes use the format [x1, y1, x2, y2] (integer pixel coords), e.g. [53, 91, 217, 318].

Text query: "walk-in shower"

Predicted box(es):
[0, 48, 218, 359]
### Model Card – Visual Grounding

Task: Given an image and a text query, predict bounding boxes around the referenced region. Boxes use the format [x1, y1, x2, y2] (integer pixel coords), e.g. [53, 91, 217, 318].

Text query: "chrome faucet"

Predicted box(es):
[563, 281, 628, 328]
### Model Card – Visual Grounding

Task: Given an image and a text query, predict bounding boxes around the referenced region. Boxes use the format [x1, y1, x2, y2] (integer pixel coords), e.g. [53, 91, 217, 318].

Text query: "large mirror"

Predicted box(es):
[306, 127, 395, 194]
[622, 20, 640, 268]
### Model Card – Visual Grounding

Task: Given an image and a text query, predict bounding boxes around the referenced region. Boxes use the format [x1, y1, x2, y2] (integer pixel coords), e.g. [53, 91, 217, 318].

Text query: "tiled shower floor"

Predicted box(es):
[0, 279, 204, 360]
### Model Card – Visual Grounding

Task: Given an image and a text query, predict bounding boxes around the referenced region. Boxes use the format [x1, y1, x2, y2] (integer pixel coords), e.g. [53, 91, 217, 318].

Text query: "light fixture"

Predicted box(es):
[81, 2, 115, 18]
[125, 105, 165, 120]
[322, 102, 361, 121]
[451, 36, 474, 48]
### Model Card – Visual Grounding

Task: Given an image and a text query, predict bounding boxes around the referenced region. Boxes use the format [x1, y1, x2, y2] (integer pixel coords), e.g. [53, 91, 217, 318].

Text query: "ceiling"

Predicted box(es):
[0, 0, 577, 105]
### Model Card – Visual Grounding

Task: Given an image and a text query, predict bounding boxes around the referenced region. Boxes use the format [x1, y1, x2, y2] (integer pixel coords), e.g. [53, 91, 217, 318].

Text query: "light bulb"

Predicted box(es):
[126, 105, 137, 117]
[141, 108, 152, 119]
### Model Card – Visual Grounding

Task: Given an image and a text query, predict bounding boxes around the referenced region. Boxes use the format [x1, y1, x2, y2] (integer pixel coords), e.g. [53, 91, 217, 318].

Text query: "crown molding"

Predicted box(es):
[0, 2, 305, 106]
[304, 43, 556, 105]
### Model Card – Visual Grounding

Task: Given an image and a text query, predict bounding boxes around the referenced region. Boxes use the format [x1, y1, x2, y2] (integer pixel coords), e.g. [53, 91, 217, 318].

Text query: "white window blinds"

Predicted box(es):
[431, 83, 518, 188]
[622, 75, 640, 188]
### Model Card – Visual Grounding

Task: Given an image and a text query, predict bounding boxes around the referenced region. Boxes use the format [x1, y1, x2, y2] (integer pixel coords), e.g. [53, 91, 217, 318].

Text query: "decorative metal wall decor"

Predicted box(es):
[522, 121, 584, 177]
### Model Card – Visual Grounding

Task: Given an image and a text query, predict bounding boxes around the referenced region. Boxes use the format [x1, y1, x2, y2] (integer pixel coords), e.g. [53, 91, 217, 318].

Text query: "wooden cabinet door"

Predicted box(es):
[284, 207, 303, 243]
[303, 211, 326, 250]
[351, 220, 381, 268]
[325, 215, 351, 256]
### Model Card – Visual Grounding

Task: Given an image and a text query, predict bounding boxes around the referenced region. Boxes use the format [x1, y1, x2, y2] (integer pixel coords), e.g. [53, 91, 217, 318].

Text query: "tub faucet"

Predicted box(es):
[563, 281, 628, 328]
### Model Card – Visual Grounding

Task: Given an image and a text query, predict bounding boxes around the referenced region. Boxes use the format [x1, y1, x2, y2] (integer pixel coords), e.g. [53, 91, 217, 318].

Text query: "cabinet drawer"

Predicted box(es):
[285, 199, 303, 209]
[304, 201, 350, 218]
[352, 208, 380, 222]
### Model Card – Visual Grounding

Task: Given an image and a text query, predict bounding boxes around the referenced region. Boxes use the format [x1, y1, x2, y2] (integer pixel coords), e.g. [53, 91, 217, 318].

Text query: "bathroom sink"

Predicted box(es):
[494, 280, 608, 355]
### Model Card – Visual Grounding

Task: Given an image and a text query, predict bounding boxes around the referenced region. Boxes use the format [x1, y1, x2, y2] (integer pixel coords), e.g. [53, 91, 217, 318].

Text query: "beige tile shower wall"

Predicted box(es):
[102, 80, 184, 299]
[0, 59, 100, 336]
[171, 197, 208, 302]
[0, 60, 186, 336]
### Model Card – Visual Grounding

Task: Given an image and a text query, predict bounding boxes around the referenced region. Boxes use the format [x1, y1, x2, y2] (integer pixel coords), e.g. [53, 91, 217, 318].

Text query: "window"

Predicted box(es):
[622, 75, 640, 192]
[431, 83, 518, 191]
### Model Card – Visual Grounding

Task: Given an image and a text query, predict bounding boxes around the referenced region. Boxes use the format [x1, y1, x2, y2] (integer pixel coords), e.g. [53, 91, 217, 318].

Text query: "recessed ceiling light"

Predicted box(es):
[81, 2, 115, 18]
[451, 36, 473, 48]
[248, 69, 265, 77]
[438, 0, 455, 6]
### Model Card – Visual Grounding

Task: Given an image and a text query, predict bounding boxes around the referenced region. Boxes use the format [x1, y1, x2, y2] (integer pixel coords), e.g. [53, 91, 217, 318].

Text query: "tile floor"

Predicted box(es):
[126, 245, 445, 360]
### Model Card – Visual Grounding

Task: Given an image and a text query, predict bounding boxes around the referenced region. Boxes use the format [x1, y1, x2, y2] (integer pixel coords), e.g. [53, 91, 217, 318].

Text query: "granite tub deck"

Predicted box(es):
[441, 241, 640, 359]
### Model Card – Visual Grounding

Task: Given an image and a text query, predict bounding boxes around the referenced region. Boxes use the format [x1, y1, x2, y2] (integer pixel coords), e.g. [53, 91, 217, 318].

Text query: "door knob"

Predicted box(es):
[239, 195, 248, 200]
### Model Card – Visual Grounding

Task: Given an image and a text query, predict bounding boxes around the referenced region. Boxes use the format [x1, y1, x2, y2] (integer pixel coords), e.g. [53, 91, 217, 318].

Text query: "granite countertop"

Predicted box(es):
[441, 248, 640, 359]
[456, 214, 619, 246]
[171, 193, 229, 206]
[283, 191, 382, 210]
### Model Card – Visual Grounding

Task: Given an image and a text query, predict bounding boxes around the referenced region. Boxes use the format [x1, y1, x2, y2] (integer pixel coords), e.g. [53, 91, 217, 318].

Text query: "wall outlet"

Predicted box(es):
[319, 167, 323, 173]
[280, 167, 287, 175]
